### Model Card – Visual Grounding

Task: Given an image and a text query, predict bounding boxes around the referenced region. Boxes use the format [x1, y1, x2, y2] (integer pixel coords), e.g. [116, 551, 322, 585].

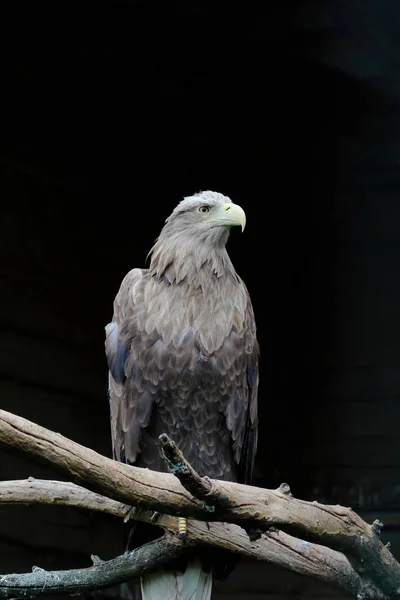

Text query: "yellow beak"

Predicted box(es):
[206, 202, 246, 232]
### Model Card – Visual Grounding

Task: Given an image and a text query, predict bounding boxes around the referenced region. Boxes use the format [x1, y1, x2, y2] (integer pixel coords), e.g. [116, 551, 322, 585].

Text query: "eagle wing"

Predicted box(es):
[105, 268, 155, 464]
[222, 291, 259, 484]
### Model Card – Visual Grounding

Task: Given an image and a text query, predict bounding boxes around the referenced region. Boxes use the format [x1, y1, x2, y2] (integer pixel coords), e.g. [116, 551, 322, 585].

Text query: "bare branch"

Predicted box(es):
[0, 479, 365, 598]
[0, 410, 399, 598]
[0, 478, 123, 515]
[0, 409, 206, 517]
[0, 537, 185, 599]
[159, 433, 231, 509]
[158, 434, 400, 598]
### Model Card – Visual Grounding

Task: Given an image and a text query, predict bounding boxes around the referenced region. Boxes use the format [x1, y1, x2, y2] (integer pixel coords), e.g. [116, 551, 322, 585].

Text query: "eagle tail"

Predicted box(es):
[141, 559, 212, 600]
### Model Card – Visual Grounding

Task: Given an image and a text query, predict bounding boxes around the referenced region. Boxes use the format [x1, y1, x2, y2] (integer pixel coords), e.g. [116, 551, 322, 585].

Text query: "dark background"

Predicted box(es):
[1, 1, 400, 598]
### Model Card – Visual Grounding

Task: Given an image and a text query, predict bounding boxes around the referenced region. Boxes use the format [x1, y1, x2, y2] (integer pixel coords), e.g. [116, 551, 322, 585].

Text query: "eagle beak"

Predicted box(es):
[223, 202, 246, 232]
[205, 202, 246, 231]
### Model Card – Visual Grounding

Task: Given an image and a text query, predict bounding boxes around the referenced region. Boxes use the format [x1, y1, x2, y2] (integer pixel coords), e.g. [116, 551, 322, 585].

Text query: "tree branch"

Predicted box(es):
[0, 409, 399, 599]
[159, 433, 230, 509]
[0, 479, 365, 598]
[0, 536, 185, 599]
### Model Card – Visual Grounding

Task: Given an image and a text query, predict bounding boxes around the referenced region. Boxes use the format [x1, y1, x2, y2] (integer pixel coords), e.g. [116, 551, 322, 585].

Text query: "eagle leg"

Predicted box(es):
[178, 516, 188, 542]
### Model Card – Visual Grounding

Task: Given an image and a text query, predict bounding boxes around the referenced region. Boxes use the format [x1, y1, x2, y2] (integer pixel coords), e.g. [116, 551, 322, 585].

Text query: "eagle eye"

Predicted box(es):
[199, 205, 210, 214]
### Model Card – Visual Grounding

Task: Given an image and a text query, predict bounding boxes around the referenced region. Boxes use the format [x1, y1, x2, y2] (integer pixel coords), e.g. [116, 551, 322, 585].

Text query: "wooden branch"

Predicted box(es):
[159, 433, 213, 504]
[158, 434, 399, 599]
[0, 536, 185, 599]
[0, 479, 367, 598]
[0, 409, 399, 599]
[0, 409, 206, 517]
[159, 433, 230, 509]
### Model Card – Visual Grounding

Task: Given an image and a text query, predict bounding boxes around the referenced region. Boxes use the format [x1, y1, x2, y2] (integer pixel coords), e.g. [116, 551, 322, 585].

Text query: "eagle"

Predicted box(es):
[105, 191, 259, 600]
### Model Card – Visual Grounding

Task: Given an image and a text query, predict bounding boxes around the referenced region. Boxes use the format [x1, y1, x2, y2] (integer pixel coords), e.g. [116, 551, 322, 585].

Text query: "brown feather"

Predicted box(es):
[105, 191, 259, 484]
